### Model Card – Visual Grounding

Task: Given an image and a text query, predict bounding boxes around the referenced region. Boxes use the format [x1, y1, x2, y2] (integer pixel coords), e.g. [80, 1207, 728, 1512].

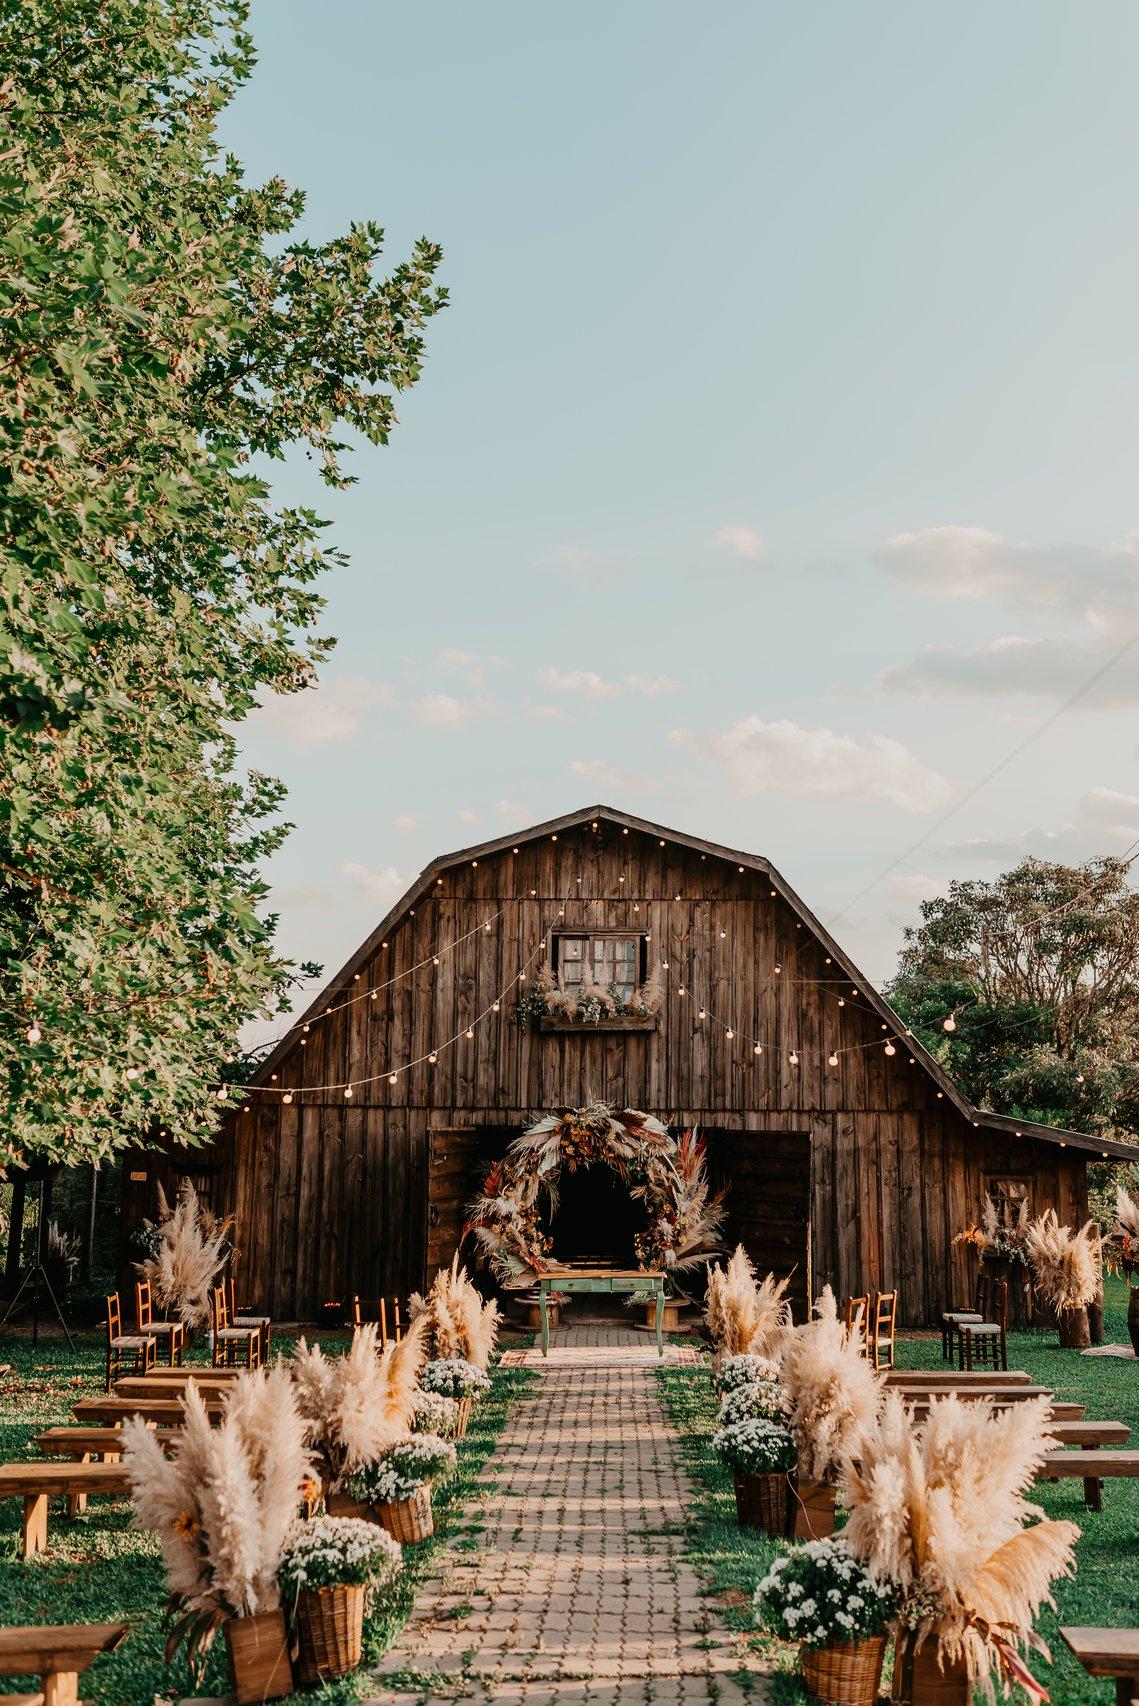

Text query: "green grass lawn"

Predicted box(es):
[658, 1275, 1139, 1704]
[0, 1331, 533, 1704]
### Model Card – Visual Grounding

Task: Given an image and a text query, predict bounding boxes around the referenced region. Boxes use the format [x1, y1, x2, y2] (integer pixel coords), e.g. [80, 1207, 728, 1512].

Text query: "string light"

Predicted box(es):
[884, 1041, 896, 1056]
[428, 1053, 437, 1065]
[465, 1026, 474, 1038]
[943, 1013, 957, 1033]
[344, 1085, 353, 1098]
[216, 1086, 228, 1101]
[789, 1050, 799, 1066]
[25, 1025, 41, 1044]
[725, 1027, 734, 1039]
[389, 1073, 398, 1085]
[828, 1051, 839, 1067]
[283, 1093, 293, 1105]
[753, 1041, 763, 1056]
[125, 1066, 140, 1082]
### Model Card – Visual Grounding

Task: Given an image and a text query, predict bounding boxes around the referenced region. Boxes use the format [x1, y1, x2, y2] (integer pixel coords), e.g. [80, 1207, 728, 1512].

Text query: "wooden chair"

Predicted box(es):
[104, 1294, 154, 1391]
[871, 1290, 897, 1370]
[941, 1274, 986, 1363]
[208, 1285, 260, 1370]
[0, 1621, 127, 1706]
[843, 1295, 869, 1357]
[133, 1280, 185, 1369]
[351, 1294, 403, 1346]
[227, 1276, 271, 1363]
[960, 1279, 1008, 1371]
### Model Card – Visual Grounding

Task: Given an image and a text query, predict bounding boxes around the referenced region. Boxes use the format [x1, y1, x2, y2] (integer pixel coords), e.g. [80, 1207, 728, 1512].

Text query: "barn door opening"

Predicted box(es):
[544, 1165, 640, 1265]
[706, 1128, 812, 1321]
[425, 1124, 519, 1285]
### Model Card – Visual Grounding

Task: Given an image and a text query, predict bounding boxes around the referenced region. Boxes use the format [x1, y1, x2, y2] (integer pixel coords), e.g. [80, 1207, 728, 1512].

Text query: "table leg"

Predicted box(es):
[655, 1287, 664, 1356]
[540, 1285, 550, 1357]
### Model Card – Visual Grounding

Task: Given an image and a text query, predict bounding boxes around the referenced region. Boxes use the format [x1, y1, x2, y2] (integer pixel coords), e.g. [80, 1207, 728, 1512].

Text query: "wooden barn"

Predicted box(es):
[177, 806, 1127, 1327]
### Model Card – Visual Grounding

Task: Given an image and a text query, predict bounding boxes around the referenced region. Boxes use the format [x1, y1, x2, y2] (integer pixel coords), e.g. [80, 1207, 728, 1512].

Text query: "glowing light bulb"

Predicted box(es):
[698, 1007, 707, 1020]
[789, 1050, 799, 1066]
[884, 1041, 896, 1056]
[428, 1053, 437, 1065]
[125, 1066, 140, 1082]
[1076, 1072, 1085, 1083]
[283, 1093, 293, 1105]
[753, 1042, 763, 1056]
[726, 1028, 734, 1039]
[25, 1024, 42, 1045]
[719, 929, 726, 939]
[774, 963, 782, 975]
[344, 1085, 354, 1099]
[484, 922, 492, 933]
[828, 1051, 839, 1067]
[466, 1027, 474, 1038]
[389, 1073, 398, 1085]
[492, 1001, 500, 1012]
[943, 1014, 957, 1033]
[837, 997, 845, 1007]
[433, 956, 440, 965]
[216, 1086, 228, 1101]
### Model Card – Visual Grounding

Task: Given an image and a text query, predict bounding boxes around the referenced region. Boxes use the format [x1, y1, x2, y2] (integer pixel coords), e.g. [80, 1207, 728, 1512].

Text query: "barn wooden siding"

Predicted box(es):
[216, 826, 1087, 1325]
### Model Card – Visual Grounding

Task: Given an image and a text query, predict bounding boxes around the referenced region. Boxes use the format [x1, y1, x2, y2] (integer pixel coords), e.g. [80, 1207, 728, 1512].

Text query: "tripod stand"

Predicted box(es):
[0, 1175, 76, 1350]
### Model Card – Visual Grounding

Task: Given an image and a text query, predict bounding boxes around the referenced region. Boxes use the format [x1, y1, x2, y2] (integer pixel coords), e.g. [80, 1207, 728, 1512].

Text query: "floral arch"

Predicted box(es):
[464, 1102, 724, 1286]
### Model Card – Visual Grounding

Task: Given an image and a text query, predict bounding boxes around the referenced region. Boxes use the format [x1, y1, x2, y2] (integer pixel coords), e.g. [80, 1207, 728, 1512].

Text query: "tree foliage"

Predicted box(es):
[0, 0, 446, 1165]
[888, 856, 1139, 1142]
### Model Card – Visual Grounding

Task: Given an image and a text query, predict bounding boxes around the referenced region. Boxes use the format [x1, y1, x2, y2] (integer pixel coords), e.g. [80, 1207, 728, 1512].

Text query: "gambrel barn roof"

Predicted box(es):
[253, 803, 1132, 1161]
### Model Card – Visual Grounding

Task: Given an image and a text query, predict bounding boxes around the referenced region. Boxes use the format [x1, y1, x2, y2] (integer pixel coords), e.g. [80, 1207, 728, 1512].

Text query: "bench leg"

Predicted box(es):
[67, 1492, 88, 1517]
[1083, 1476, 1102, 1512]
[23, 1492, 48, 1557]
[1115, 1678, 1139, 1706]
[43, 1669, 80, 1706]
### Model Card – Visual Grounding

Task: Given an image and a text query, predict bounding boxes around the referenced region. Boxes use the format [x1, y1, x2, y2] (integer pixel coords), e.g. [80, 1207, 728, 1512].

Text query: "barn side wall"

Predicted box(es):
[212, 829, 1089, 1324]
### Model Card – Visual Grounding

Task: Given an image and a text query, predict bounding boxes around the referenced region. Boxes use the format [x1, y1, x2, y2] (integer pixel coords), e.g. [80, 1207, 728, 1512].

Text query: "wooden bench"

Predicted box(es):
[898, 1383, 1056, 1403]
[0, 1621, 127, 1706]
[1038, 1450, 1139, 1512]
[886, 1369, 1031, 1386]
[1047, 1420, 1131, 1449]
[0, 1463, 131, 1558]
[34, 1427, 181, 1463]
[906, 1399, 1084, 1422]
[1061, 1627, 1139, 1703]
[114, 1372, 237, 1399]
[73, 1394, 221, 1427]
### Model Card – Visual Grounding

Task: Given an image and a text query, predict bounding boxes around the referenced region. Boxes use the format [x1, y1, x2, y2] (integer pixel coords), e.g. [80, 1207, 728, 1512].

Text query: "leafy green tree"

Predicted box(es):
[888, 856, 1139, 1141]
[0, 0, 446, 1165]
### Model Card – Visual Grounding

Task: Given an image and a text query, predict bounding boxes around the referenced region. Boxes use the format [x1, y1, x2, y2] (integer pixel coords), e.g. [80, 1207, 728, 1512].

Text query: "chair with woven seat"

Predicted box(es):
[941, 1275, 986, 1363]
[209, 1284, 260, 1370]
[351, 1294, 403, 1347]
[226, 1277, 270, 1363]
[134, 1280, 185, 1369]
[844, 1294, 869, 1357]
[104, 1293, 155, 1391]
[960, 1279, 1008, 1371]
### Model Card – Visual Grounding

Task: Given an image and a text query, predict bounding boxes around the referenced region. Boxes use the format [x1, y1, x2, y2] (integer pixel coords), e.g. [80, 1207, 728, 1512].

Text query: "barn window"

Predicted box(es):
[986, 1175, 1031, 1216]
[554, 933, 645, 1003]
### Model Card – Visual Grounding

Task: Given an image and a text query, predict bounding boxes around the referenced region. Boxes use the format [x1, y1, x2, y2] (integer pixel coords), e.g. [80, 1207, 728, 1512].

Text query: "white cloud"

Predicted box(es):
[887, 871, 951, 906]
[1080, 786, 1139, 828]
[456, 808, 480, 824]
[394, 813, 416, 831]
[944, 786, 1139, 864]
[249, 677, 392, 745]
[340, 861, 407, 908]
[568, 759, 656, 792]
[878, 525, 1139, 628]
[670, 716, 951, 814]
[409, 692, 483, 728]
[626, 673, 678, 696]
[439, 648, 502, 687]
[540, 668, 619, 699]
[494, 799, 527, 824]
[877, 633, 1139, 706]
[716, 524, 765, 561]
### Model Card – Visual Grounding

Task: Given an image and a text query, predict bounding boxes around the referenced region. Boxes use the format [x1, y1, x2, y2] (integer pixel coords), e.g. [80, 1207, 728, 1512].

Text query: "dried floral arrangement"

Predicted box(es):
[979, 1196, 1031, 1265]
[278, 1516, 401, 1595]
[1024, 1210, 1103, 1314]
[781, 1286, 882, 1483]
[704, 1244, 792, 1364]
[134, 1179, 233, 1331]
[754, 1536, 896, 1651]
[515, 960, 666, 1027]
[408, 1256, 500, 1370]
[1109, 1184, 1139, 1282]
[464, 1104, 723, 1286]
[122, 1368, 314, 1669]
[289, 1318, 427, 1489]
[841, 1391, 1080, 1701]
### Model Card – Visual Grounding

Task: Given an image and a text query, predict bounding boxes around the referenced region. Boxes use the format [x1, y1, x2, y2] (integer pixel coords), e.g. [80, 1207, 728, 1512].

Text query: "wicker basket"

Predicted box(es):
[790, 1476, 836, 1541]
[732, 1468, 790, 1535]
[454, 1396, 473, 1439]
[326, 1490, 369, 1519]
[801, 1634, 886, 1704]
[890, 1630, 970, 1704]
[293, 1582, 366, 1685]
[225, 1608, 294, 1704]
[376, 1482, 434, 1544]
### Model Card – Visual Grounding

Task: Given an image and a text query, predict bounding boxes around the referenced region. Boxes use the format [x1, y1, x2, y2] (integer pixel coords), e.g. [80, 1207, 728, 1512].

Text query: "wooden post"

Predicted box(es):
[22, 1492, 48, 1558]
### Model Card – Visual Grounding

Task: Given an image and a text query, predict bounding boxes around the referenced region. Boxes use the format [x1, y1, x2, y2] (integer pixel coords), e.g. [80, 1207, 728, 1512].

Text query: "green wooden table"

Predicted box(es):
[536, 1267, 667, 1356]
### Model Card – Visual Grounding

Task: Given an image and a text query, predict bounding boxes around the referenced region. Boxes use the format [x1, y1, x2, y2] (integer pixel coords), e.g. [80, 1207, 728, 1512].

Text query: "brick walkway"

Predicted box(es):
[366, 1325, 770, 1705]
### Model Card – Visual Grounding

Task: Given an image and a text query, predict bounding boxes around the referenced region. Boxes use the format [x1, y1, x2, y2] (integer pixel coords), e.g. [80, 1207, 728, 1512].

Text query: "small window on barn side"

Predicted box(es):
[556, 933, 644, 1003]
[986, 1175, 1031, 1217]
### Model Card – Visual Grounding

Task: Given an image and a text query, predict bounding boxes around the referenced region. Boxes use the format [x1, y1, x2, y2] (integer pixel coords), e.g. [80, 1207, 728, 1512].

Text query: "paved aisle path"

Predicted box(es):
[367, 1325, 770, 1706]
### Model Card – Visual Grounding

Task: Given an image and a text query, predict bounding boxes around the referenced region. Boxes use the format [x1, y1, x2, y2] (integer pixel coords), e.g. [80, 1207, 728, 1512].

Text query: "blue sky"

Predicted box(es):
[227, 2, 1139, 1010]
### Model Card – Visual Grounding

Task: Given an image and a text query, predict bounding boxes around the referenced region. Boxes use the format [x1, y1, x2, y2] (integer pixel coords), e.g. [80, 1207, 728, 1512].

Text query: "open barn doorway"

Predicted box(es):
[705, 1128, 812, 1321]
[543, 1165, 641, 1266]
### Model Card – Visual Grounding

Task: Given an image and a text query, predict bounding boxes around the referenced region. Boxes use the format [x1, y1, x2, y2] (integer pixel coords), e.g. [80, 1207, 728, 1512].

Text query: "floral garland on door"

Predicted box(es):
[463, 1101, 725, 1286]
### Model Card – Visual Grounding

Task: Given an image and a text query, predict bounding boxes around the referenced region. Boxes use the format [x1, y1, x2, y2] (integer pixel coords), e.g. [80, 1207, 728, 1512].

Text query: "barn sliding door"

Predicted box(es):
[424, 1124, 519, 1285]
[707, 1129, 812, 1321]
